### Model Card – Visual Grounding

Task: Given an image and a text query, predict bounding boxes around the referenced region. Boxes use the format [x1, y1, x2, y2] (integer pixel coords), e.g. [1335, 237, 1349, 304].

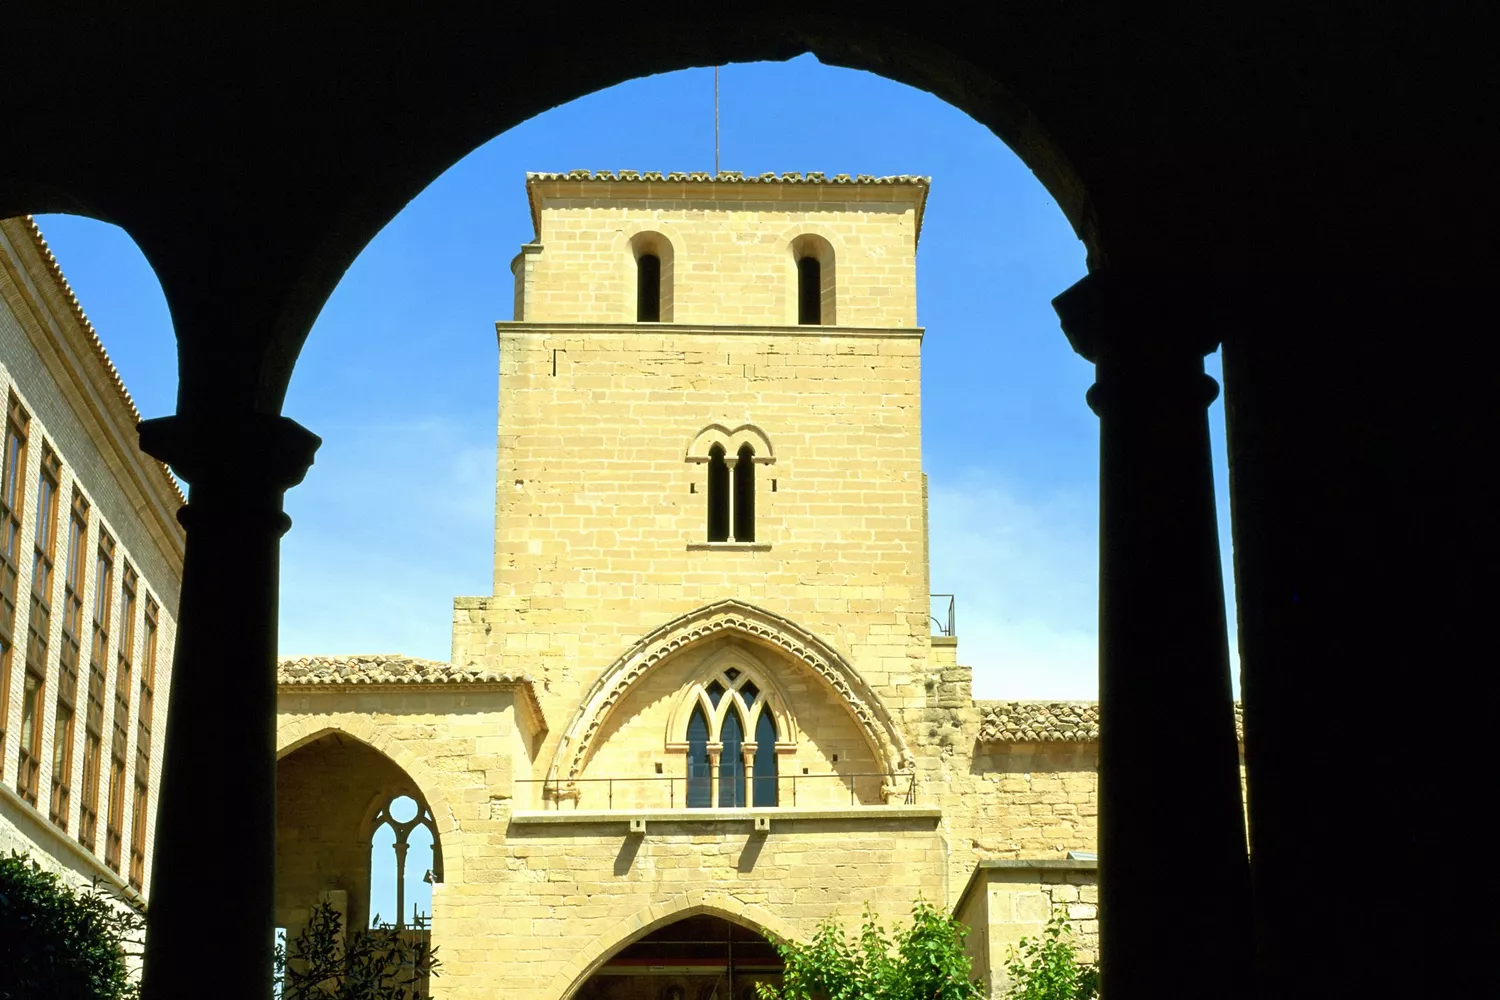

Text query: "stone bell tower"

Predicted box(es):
[452, 169, 938, 759]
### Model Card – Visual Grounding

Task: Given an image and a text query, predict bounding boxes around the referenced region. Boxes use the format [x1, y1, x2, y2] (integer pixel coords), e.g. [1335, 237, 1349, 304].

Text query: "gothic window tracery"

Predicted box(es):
[670, 652, 790, 808]
[368, 793, 442, 929]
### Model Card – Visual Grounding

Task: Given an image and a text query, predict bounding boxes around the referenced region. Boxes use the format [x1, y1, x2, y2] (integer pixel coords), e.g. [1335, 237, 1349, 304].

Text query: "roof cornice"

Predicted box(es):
[524, 170, 932, 246]
[277, 655, 548, 737]
[977, 700, 1245, 744]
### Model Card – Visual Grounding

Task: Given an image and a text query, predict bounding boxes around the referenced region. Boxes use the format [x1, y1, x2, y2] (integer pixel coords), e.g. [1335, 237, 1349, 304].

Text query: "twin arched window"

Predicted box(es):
[706, 442, 756, 543]
[690, 426, 773, 546]
[682, 664, 780, 808]
[632, 233, 834, 325]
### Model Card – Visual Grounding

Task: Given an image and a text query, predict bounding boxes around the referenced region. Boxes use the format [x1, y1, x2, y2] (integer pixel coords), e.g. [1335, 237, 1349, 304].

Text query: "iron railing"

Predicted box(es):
[516, 771, 917, 810]
[930, 593, 955, 637]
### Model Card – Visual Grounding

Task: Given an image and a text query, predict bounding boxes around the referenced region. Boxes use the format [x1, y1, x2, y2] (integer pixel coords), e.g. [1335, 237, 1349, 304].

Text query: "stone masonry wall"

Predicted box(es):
[519, 175, 924, 328]
[456, 323, 931, 789]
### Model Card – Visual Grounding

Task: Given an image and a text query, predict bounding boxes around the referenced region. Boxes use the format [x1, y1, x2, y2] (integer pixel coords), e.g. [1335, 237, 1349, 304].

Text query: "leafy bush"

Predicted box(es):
[1002, 910, 1099, 1000]
[756, 899, 984, 1000]
[274, 900, 440, 1000]
[0, 850, 144, 1000]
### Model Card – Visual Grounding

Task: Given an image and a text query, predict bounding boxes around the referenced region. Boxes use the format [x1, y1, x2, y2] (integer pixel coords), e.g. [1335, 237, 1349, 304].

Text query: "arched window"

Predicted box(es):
[797, 256, 821, 325]
[686, 703, 711, 808]
[733, 444, 755, 543]
[753, 710, 778, 807]
[706, 444, 730, 542]
[368, 794, 439, 929]
[629, 231, 673, 321]
[719, 708, 746, 807]
[636, 252, 661, 321]
[671, 653, 788, 809]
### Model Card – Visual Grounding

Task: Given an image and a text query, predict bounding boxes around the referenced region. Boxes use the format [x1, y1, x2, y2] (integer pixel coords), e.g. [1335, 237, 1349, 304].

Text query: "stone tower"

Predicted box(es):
[453, 170, 937, 787]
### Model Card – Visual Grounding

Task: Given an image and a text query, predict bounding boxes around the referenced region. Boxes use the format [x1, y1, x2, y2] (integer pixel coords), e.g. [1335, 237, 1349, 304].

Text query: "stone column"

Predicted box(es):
[137, 413, 320, 1000]
[707, 745, 722, 807]
[742, 745, 756, 807]
[1053, 274, 1254, 998]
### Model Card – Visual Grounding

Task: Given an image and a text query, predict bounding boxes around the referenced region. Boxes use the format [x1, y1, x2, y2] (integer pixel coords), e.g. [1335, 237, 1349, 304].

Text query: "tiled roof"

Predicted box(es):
[526, 170, 930, 186]
[524, 170, 931, 245]
[20, 217, 186, 507]
[277, 654, 533, 687]
[976, 701, 1246, 743]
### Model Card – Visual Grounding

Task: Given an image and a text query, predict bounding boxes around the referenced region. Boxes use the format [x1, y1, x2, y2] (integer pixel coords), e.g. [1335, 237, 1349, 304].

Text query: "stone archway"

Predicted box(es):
[550, 890, 798, 1000]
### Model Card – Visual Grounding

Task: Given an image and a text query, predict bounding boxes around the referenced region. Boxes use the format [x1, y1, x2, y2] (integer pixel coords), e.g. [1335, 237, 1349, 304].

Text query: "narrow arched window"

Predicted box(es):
[733, 444, 755, 542]
[797, 256, 821, 325]
[753, 711, 778, 807]
[686, 703, 712, 807]
[719, 709, 746, 807]
[637, 252, 662, 322]
[706, 444, 730, 542]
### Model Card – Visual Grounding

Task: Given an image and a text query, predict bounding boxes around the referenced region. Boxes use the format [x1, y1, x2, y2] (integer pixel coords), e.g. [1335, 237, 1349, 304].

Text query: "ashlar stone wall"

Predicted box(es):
[517, 173, 926, 328]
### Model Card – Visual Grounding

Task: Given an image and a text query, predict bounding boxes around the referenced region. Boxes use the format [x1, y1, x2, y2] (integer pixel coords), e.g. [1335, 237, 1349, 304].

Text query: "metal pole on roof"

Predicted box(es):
[714, 66, 720, 175]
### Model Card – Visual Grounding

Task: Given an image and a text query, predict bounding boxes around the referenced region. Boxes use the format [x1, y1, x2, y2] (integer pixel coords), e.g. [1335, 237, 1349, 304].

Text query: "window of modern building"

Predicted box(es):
[105, 562, 135, 871]
[50, 490, 89, 830]
[79, 531, 114, 851]
[368, 794, 440, 929]
[0, 395, 28, 758]
[636, 252, 662, 322]
[18, 446, 60, 807]
[129, 595, 158, 889]
[796, 256, 821, 325]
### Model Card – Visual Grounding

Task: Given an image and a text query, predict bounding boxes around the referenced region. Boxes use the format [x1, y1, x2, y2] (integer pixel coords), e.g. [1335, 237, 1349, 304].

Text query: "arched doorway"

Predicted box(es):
[275, 730, 443, 940]
[573, 914, 783, 1000]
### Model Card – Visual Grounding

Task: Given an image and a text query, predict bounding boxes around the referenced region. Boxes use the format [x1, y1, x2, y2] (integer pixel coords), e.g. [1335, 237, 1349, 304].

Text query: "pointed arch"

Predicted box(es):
[275, 717, 462, 881]
[554, 600, 915, 794]
[546, 890, 799, 1000]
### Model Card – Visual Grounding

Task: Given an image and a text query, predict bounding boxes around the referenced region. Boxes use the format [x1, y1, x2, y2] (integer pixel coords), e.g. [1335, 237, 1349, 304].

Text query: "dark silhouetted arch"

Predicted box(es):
[753, 711, 778, 807]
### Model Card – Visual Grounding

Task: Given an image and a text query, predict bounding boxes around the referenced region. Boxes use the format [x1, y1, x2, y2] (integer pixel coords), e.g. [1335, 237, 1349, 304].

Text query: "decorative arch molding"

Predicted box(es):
[685, 423, 775, 463]
[275, 717, 464, 882]
[549, 889, 799, 1000]
[554, 600, 915, 789]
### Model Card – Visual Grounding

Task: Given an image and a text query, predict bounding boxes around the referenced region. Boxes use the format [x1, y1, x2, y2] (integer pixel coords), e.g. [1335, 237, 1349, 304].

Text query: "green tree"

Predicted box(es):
[1001, 910, 1099, 1000]
[274, 900, 440, 1000]
[756, 899, 984, 1000]
[0, 850, 144, 1000]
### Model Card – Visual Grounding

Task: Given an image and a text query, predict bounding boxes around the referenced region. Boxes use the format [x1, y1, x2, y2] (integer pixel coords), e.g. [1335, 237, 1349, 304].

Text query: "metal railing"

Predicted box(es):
[516, 770, 917, 810]
[930, 593, 955, 637]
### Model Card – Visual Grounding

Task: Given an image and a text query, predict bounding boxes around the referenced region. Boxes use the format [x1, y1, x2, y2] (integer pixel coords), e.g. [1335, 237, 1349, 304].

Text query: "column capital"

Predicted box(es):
[1053, 271, 1222, 365]
[138, 413, 321, 492]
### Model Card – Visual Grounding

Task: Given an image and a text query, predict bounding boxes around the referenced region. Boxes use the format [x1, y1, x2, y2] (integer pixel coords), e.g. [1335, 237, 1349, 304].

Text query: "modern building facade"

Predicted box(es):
[0, 217, 182, 904]
[270, 173, 1172, 998]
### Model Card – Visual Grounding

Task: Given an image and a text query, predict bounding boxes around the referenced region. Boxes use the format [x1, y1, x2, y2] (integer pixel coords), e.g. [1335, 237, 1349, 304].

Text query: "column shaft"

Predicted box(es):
[1056, 274, 1254, 998]
[138, 414, 319, 1000]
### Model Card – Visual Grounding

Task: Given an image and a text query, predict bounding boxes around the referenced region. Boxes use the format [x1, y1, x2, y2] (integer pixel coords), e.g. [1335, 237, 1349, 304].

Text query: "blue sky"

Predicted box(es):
[34, 54, 1238, 700]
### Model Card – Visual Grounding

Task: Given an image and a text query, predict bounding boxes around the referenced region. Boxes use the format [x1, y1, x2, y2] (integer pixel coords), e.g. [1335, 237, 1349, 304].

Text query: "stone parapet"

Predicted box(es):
[976, 700, 1245, 743]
